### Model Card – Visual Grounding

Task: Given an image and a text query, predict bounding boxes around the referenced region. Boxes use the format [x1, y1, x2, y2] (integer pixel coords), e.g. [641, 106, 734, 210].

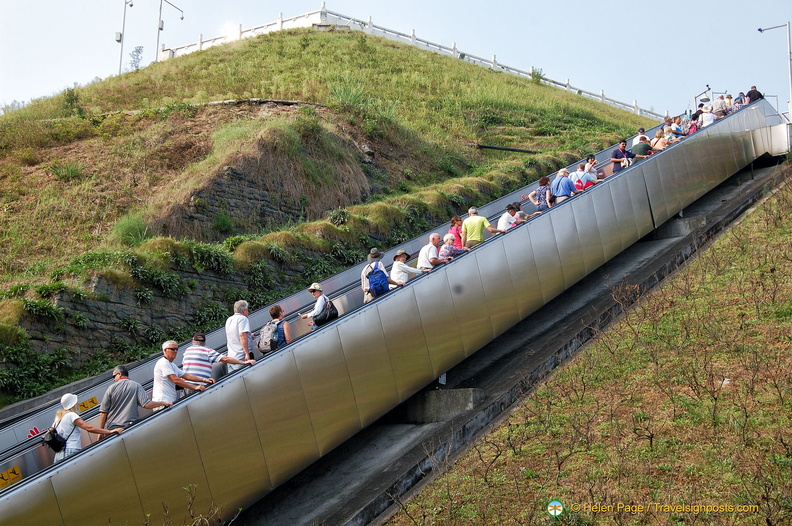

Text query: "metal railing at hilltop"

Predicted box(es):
[160, 3, 666, 121]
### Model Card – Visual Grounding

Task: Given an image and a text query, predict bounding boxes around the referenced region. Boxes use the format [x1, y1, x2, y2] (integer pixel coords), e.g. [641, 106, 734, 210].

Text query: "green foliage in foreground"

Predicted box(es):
[388, 176, 792, 525]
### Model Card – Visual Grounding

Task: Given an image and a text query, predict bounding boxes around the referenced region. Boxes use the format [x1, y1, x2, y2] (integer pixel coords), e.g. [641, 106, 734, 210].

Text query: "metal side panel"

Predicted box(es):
[187, 379, 270, 511]
[124, 405, 213, 516]
[412, 271, 465, 380]
[548, 204, 585, 289]
[625, 169, 655, 238]
[292, 329, 361, 456]
[446, 252, 495, 356]
[721, 123, 741, 177]
[52, 440, 145, 526]
[607, 178, 636, 251]
[244, 351, 318, 488]
[568, 191, 605, 274]
[502, 227, 544, 320]
[337, 307, 400, 428]
[475, 238, 520, 338]
[770, 123, 790, 156]
[641, 159, 671, 227]
[526, 213, 565, 303]
[590, 183, 622, 261]
[0, 478, 64, 526]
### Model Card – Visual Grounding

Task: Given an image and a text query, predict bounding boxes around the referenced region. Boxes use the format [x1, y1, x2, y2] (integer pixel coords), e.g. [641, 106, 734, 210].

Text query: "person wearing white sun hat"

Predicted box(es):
[50, 392, 123, 462]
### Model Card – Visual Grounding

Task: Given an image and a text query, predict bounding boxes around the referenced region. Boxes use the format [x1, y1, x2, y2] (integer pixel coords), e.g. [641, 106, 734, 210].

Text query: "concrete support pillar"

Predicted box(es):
[452, 42, 457, 58]
[491, 54, 497, 69]
[277, 12, 283, 31]
[367, 16, 372, 34]
[198, 33, 203, 50]
[565, 78, 570, 90]
[600, 89, 605, 102]
[410, 29, 416, 45]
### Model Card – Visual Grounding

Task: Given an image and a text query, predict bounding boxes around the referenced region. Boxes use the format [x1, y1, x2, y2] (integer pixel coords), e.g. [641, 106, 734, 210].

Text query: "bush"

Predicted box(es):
[213, 211, 233, 234]
[111, 213, 150, 247]
[49, 162, 88, 182]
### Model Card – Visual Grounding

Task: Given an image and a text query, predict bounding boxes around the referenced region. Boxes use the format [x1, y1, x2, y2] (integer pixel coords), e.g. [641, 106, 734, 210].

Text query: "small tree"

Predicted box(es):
[129, 46, 144, 71]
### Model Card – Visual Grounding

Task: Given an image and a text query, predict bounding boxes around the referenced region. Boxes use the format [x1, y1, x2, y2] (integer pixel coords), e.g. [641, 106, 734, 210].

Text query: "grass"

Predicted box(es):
[0, 27, 655, 403]
[386, 176, 792, 525]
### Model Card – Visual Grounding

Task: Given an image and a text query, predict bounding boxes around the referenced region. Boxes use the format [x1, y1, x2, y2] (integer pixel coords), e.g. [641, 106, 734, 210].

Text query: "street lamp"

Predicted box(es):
[116, 0, 133, 75]
[155, 0, 185, 62]
[758, 22, 792, 121]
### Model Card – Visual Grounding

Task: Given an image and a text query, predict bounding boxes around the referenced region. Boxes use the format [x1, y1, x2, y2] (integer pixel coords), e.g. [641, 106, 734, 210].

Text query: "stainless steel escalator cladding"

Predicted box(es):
[53, 437, 144, 526]
[568, 191, 606, 275]
[475, 239, 520, 339]
[187, 380, 271, 511]
[0, 477, 63, 526]
[337, 306, 400, 427]
[292, 328, 361, 456]
[548, 203, 586, 290]
[524, 213, 565, 304]
[446, 253, 495, 357]
[124, 404, 213, 518]
[245, 351, 318, 488]
[502, 226, 544, 320]
[379, 287, 435, 397]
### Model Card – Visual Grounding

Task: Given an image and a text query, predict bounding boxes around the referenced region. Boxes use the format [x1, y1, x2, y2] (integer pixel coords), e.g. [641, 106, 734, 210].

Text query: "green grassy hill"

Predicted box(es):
[0, 28, 654, 403]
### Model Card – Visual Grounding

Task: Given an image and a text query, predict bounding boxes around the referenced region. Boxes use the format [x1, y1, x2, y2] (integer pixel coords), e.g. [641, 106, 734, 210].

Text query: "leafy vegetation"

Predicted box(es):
[387, 178, 792, 525]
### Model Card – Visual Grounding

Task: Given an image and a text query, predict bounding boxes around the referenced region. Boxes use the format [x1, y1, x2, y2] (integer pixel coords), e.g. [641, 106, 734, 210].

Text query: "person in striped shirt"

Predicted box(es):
[182, 333, 255, 384]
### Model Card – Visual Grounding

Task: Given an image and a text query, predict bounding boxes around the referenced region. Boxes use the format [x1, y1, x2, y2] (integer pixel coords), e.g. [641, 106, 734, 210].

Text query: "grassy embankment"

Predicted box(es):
[387, 172, 792, 525]
[0, 29, 654, 404]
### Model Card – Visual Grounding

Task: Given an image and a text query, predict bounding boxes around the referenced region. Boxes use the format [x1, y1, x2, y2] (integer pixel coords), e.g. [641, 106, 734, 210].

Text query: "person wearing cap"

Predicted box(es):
[461, 207, 504, 249]
[417, 233, 451, 270]
[361, 248, 404, 303]
[301, 282, 328, 330]
[389, 248, 429, 290]
[153, 340, 215, 405]
[50, 393, 123, 462]
[496, 204, 525, 231]
[182, 333, 255, 384]
[225, 300, 253, 370]
[98, 365, 172, 432]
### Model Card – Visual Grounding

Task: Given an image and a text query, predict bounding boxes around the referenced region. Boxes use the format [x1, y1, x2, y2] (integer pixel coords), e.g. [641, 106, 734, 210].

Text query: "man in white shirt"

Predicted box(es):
[417, 233, 450, 270]
[225, 300, 252, 372]
[152, 341, 214, 405]
[496, 204, 524, 231]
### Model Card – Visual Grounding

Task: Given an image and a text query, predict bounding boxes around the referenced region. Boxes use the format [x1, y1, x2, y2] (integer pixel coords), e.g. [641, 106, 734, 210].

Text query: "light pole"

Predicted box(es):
[758, 22, 792, 121]
[154, 0, 184, 62]
[116, 0, 133, 75]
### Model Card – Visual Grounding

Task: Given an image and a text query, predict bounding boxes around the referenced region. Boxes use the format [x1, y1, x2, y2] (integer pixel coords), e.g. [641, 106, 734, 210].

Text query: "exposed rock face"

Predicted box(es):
[174, 166, 307, 242]
[22, 269, 248, 360]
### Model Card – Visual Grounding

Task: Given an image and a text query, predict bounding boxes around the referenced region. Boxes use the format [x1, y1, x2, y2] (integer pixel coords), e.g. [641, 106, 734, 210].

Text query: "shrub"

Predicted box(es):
[111, 213, 150, 247]
[213, 211, 234, 234]
[49, 162, 88, 182]
[327, 207, 350, 226]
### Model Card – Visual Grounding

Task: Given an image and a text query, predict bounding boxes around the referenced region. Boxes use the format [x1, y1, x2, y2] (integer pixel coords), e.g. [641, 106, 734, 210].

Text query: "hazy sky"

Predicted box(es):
[1, 0, 791, 118]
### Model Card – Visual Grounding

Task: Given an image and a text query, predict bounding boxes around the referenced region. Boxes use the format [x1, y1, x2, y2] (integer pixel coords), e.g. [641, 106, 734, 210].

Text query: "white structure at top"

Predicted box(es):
[159, 2, 666, 120]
